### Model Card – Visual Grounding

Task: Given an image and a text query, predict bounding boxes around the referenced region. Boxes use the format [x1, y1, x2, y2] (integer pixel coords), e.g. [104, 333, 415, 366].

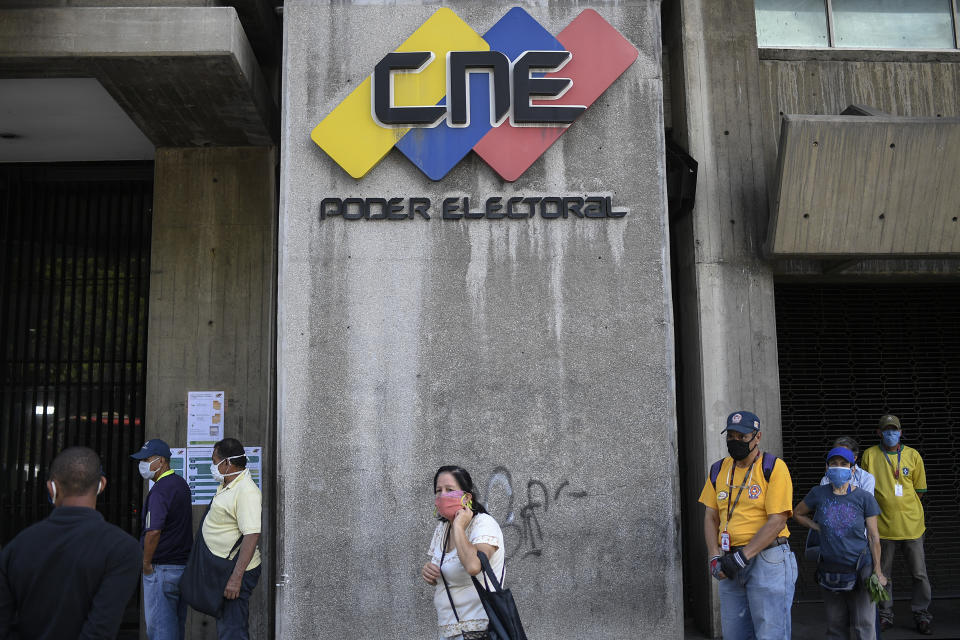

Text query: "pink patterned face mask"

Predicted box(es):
[435, 490, 468, 520]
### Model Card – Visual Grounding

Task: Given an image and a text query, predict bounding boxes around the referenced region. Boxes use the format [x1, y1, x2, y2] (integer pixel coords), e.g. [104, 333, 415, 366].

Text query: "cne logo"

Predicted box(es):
[311, 7, 638, 181]
[748, 485, 762, 499]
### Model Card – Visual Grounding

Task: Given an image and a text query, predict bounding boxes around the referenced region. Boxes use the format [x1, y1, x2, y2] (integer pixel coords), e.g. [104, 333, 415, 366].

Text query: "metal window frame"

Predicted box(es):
[825, 0, 836, 47]
[953, 0, 960, 48]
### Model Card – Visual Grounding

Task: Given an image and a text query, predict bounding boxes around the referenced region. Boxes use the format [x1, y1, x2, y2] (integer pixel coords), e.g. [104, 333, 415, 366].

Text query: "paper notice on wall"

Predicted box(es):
[187, 391, 225, 446]
[186, 446, 218, 505]
[148, 447, 186, 491]
[244, 446, 263, 490]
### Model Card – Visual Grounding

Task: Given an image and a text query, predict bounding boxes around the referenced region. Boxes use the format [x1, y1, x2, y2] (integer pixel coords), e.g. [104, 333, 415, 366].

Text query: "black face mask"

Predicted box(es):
[726, 434, 757, 461]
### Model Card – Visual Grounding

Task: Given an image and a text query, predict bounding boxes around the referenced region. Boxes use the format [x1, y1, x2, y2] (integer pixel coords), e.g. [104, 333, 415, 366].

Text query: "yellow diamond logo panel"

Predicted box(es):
[310, 8, 489, 179]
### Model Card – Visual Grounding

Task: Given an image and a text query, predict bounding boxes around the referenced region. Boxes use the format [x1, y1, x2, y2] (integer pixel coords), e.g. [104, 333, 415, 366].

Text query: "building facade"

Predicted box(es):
[1, 1, 957, 638]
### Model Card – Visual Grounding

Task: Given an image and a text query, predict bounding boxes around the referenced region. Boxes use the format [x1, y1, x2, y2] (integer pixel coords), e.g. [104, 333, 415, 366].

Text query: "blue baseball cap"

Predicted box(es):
[721, 410, 761, 434]
[826, 447, 856, 465]
[130, 438, 172, 460]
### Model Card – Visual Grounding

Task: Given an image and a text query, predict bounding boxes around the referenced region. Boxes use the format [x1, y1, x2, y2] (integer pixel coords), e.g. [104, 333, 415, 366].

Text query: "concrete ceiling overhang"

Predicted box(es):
[768, 114, 960, 257]
[0, 7, 276, 148]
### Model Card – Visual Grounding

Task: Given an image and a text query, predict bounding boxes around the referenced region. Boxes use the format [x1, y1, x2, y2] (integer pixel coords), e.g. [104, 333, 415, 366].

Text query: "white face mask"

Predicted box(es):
[210, 456, 242, 483]
[138, 458, 159, 480]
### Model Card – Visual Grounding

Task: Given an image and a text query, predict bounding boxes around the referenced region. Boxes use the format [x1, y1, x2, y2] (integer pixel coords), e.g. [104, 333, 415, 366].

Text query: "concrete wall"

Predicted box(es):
[146, 146, 277, 639]
[665, 1, 783, 635]
[757, 52, 960, 186]
[278, 1, 680, 638]
[758, 51, 960, 276]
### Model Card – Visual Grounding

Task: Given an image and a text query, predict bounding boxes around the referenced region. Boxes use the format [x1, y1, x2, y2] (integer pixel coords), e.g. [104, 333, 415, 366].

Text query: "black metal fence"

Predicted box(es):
[0, 163, 153, 544]
[776, 282, 960, 601]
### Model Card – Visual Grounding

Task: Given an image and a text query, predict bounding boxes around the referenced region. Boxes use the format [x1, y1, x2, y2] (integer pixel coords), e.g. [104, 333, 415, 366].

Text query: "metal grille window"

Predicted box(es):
[776, 283, 960, 601]
[0, 164, 152, 544]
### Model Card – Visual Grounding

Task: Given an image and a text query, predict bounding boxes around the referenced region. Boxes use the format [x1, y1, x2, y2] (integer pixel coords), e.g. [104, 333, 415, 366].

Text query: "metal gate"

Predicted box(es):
[0, 163, 152, 544]
[775, 282, 960, 601]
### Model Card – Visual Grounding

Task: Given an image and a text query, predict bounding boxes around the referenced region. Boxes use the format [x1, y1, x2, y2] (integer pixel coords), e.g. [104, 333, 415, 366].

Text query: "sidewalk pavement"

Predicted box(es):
[685, 598, 959, 639]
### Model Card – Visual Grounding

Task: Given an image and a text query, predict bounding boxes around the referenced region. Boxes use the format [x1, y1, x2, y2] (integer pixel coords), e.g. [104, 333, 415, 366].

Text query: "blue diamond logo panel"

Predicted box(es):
[395, 8, 564, 181]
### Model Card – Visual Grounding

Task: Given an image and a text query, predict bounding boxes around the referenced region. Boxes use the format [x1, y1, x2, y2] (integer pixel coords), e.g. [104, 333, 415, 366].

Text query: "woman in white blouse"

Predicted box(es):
[421, 465, 505, 640]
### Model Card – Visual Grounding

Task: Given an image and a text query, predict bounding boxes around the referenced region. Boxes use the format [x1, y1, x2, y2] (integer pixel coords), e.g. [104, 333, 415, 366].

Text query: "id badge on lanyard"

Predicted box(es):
[720, 531, 731, 551]
[884, 448, 904, 497]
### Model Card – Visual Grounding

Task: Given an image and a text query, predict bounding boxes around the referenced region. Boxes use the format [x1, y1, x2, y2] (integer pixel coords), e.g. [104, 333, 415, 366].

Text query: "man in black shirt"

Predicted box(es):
[0, 446, 141, 639]
[131, 439, 193, 640]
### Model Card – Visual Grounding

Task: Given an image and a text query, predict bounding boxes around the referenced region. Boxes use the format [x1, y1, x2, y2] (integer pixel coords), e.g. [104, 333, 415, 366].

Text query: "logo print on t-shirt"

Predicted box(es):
[717, 491, 728, 501]
[902, 467, 910, 476]
[748, 485, 762, 499]
[822, 498, 859, 537]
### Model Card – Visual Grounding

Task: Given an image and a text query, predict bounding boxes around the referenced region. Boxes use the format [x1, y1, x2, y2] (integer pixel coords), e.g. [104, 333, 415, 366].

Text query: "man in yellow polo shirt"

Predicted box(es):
[860, 415, 931, 635]
[203, 437, 262, 640]
[699, 410, 797, 640]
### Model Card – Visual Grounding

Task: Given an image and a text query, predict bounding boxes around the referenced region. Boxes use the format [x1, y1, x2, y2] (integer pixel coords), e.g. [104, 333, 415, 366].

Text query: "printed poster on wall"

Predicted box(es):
[187, 391, 224, 446]
[186, 446, 217, 505]
[245, 446, 263, 490]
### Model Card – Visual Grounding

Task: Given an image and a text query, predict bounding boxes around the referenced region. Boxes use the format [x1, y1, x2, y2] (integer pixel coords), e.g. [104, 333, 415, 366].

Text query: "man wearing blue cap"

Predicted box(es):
[131, 439, 193, 640]
[699, 410, 797, 640]
[794, 447, 886, 639]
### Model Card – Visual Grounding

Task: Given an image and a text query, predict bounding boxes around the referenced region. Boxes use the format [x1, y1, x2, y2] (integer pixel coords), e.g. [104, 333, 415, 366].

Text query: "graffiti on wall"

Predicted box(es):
[484, 466, 588, 560]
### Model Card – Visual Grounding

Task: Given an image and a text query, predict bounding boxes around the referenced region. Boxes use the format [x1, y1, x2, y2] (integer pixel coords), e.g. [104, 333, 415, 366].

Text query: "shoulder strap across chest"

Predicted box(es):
[711, 452, 778, 488]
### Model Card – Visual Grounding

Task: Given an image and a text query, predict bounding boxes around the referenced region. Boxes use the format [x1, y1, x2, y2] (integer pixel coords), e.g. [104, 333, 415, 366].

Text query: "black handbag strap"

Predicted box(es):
[476, 550, 505, 593]
[439, 524, 460, 623]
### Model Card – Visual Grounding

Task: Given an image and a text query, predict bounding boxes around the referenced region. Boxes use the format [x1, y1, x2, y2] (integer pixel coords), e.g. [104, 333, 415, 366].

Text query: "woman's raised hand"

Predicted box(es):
[421, 561, 441, 585]
[453, 507, 474, 530]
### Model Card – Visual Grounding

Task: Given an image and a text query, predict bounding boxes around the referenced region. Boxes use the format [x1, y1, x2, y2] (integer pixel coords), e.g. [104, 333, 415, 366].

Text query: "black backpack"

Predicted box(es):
[709, 451, 779, 488]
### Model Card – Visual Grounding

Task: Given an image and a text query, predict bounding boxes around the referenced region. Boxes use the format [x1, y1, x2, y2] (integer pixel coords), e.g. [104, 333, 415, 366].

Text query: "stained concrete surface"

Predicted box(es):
[279, 1, 679, 638]
[684, 599, 960, 639]
[0, 7, 276, 146]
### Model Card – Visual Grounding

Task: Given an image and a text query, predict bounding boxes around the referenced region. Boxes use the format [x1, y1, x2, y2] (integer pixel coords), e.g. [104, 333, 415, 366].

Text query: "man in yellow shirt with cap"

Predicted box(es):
[699, 410, 797, 640]
[860, 414, 931, 635]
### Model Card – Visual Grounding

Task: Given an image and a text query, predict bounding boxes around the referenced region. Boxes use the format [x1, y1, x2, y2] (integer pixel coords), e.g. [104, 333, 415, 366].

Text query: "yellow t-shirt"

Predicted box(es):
[201, 469, 262, 570]
[698, 454, 793, 548]
[859, 444, 926, 540]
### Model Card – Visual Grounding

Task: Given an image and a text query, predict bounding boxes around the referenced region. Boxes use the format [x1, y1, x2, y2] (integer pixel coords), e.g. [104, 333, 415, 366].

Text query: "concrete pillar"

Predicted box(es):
[145, 146, 277, 639]
[665, 0, 783, 635]
[278, 1, 680, 637]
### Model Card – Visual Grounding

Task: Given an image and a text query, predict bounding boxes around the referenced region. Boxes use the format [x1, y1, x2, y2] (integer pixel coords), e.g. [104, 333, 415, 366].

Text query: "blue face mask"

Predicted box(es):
[826, 466, 853, 489]
[882, 430, 901, 448]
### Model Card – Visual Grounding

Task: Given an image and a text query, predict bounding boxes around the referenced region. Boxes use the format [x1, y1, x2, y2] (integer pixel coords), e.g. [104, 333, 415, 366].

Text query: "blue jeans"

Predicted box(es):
[143, 564, 187, 640]
[718, 543, 798, 640]
[217, 565, 261, 640]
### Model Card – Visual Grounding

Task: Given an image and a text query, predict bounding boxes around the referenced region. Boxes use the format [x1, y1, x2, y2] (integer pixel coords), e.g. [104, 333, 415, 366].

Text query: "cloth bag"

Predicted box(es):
[816, 548, 868, 593]
[179, 500, 243, 617]
[470, 551, 528, 640]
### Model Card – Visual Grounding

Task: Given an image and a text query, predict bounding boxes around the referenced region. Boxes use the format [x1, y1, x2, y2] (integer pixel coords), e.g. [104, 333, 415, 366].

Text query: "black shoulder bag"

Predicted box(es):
[179, 499, 244, 617]
[470, 550, 528, 640]
[438, 525, 527, 640]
